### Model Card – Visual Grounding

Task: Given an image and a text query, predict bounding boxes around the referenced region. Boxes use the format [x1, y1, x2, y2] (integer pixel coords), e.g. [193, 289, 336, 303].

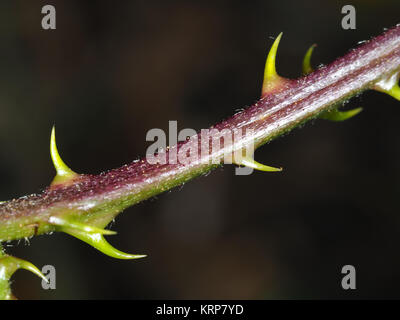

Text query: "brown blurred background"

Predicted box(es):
[1, 0, 400, 299]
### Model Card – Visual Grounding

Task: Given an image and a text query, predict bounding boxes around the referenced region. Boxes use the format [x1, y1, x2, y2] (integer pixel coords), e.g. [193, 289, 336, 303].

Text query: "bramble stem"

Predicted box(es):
[0, 25, 400, 243]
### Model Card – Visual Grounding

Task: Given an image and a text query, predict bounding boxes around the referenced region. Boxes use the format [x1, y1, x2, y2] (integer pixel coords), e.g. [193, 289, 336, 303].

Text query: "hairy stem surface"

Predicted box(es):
[0, 25, 400, 243]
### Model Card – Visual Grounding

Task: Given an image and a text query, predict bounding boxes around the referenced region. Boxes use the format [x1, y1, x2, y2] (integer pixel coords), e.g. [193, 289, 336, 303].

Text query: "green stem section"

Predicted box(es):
[0, 244, 13, 300]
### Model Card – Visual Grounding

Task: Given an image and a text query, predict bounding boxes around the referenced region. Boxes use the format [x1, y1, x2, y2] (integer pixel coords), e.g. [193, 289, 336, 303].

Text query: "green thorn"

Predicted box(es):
[261, 32, 283, 95]
[0, 255, 48, 283]
[50, 126, 78, 184]
[63, 228, 146, 260]
[238, 156, 282, 172]
[49, 216, 117, 236]
[264, 32, 282, 81]
[320, 107, 363, 122]
[302, 44, 317, 75]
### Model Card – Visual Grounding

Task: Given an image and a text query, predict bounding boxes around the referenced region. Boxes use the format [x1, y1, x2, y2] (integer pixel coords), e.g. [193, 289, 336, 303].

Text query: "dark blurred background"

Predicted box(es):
[1, 0, 399, 299]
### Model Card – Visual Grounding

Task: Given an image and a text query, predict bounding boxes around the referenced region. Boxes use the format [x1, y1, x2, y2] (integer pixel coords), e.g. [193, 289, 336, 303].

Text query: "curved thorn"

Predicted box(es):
[261, 32, 283, 95]
[264, 32, 282, 81]
[239, 156, 282, 172]
[320, 107, 363, 122]
[49, 216, 117, 236]
[0, 255, 48, 283]
[302, 44, 317, 75]
[63, 228, 146, 260]
[50, 126, 77, 184]
[17, 259, 49, 283]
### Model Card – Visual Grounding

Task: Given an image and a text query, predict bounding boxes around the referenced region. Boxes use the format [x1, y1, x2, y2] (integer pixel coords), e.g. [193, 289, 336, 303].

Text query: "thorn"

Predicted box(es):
[302, 44, 317, 75]
[374, 72, 400, 101]
[62, 228, 146, 260]
[50, 126, 78, 185]
[49, 216, 117, 236]
[236, 155, 282, 172]
[319, 107, 363, 122]
[261, 32, 285, 96]
[0, 255, 48, 283]
[16, 258, 49, 283]
[264, 33, 282, 81]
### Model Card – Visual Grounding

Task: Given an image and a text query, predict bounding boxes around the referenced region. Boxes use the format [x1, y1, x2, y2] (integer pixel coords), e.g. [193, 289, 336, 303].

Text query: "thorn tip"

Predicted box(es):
[261, 32, 285, 96]
[302, 44, 317, 75]
[236, 155, 282, 172]
[50, 126, 77, 184]
[264, 32, 282, 81]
